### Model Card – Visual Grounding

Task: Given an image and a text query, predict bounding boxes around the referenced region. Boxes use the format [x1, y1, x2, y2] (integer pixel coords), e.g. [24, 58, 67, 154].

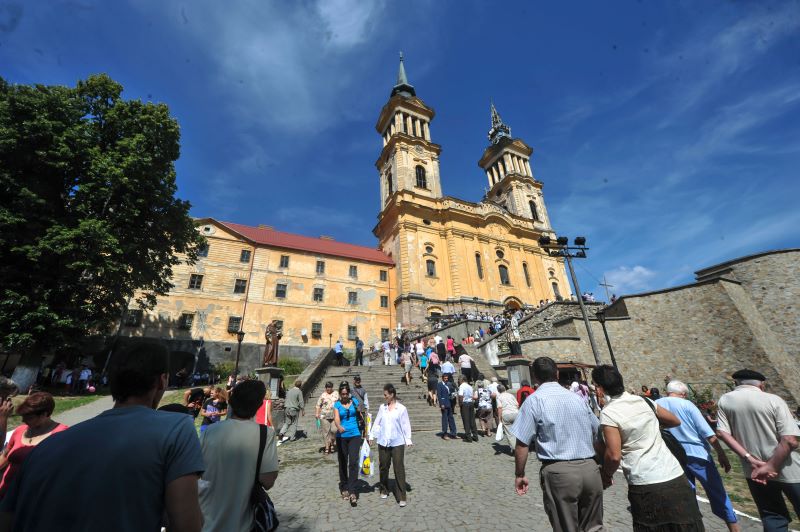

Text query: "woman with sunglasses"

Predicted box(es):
[368, 383, 412, 507]
[333, 381, 363, 506]
[0, 392, 68, 500]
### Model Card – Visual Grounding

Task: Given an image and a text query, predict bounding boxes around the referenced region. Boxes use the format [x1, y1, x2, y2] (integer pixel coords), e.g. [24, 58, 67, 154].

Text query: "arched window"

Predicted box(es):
[498, 265, 510, 285]
[415, 165, 427, 189]
[426, 259, 436, 277]
[386, 172, 393, 196]
[552, 282, 562, 300]
[522, 262, 531, 287]
[529, 200, 540, 222]
[475, 253, 484, 280]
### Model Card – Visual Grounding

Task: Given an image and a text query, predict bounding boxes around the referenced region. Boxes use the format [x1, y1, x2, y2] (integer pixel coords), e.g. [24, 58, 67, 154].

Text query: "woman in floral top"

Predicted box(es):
[315, 381, 339, 454]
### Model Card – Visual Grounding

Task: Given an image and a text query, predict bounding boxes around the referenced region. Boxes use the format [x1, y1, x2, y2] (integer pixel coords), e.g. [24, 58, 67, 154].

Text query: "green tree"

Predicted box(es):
[0, 74, 204, 390]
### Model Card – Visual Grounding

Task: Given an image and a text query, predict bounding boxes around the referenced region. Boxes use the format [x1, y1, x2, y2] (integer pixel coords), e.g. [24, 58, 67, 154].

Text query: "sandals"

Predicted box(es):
[341, 490, 349, 499]
[349, 494, 357, 507]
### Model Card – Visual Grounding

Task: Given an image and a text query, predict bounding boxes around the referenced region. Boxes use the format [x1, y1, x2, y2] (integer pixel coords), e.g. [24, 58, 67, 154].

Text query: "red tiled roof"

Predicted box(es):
[217, 220, 394, 265]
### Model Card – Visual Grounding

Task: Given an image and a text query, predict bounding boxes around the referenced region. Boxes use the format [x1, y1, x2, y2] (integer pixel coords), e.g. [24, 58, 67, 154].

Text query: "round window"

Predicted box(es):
[496, 250, 504, 259]
[425, 246, 433, 254]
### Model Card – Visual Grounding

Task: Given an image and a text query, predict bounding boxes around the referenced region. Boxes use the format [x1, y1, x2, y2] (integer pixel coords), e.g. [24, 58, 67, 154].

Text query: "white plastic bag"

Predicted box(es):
[359, 439, 373, 477]
[495, 422, 504, 442]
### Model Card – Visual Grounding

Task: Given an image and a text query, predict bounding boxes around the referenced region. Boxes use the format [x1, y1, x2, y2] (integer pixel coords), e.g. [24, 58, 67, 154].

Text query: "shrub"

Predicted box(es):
[278, 357, 306, 375]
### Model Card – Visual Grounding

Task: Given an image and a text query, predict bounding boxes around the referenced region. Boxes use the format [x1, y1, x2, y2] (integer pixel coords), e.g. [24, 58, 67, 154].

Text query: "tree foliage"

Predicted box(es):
[0, 74, 204, 357]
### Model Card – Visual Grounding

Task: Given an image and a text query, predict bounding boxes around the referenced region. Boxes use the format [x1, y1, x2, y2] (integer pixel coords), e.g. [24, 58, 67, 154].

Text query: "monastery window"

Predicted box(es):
[197, 244, 209, 258]
[188, 274, 203, 290]
[496, 250, 504, 259]
[379, 270, 388, 282]
[279, 255, 290, 268]
[233, 279, 248, 294]
[348, 325, 358, 341]
[386, 172, 393, 196]
[179, 312, 194, 330]
[425, 245, 433, 254]
[348, 291, 358, 305]
[498, 265, 511, 285]
[552, 282, 562, 300]
[475, 253, 484, 280]
[529, 200, 540, 222]
[349, 265, 358, 278]
[275, 283, 287, 299]
[313, 287, 324, 302]
[316, 260, 326, 275]
[380, 295, 388, 308]
[240, 249, 251, 263]
[227, 316, 242, 333]
[522, 263, 531, 287]
[124, 309, 143, 327]
[426, 259, 436, 277]
[415, 165, 427, 189]
[381, 328, 390, 342]
[311, 322, 322, 339]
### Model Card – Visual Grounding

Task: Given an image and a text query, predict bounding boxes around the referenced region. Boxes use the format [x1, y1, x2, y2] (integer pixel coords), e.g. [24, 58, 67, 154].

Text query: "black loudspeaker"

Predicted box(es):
[509, 341, 522, 356]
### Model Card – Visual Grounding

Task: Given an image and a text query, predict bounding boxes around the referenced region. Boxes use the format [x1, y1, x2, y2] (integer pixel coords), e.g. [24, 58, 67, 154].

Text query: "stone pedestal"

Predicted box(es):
[255, 366, 284, 397]
[505, 357, 531, 391]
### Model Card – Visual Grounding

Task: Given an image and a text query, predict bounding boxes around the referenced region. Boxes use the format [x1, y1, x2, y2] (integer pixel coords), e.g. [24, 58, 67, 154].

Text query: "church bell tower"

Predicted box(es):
[478, 103, 552, 230]
[374, 54, 443, 211]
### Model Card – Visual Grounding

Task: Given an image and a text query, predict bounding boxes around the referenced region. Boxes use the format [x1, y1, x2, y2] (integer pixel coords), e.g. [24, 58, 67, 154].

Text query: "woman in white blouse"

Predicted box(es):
[368, 383, 413, 507]
[592, 365, 704, 532]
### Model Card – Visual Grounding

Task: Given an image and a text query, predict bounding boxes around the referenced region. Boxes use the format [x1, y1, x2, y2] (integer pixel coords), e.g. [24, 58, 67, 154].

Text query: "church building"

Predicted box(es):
[373, 56, 570, 326]
[118, 56, 571, 371]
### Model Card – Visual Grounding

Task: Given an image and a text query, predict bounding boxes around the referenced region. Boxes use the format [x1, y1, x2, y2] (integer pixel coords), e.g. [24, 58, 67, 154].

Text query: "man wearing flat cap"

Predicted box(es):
[716, 369, 800, 530]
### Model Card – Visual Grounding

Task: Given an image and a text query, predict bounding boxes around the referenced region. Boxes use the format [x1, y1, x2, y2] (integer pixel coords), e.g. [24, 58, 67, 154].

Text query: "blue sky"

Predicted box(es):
[3, 0, 799, 299]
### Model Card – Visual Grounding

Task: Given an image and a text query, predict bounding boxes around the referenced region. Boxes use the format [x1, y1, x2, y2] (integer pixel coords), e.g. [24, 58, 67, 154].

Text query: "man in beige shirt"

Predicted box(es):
[716, 369, 800, 530]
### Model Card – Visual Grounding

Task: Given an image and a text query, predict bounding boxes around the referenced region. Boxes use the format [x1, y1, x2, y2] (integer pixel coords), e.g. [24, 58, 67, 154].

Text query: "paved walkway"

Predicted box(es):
[54, 395, 115, 426]
[271, 416, 763, 531]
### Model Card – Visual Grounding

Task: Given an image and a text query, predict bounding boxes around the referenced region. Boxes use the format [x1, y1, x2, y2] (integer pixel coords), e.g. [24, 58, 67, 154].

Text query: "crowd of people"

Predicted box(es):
[0, 337, 798, 531]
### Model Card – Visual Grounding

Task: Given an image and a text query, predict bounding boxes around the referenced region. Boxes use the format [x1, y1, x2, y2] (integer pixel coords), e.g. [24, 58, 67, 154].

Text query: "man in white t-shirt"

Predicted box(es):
[717, 369, 800, 530]
[458, 353, 473, 382]
[382, 339, 391, 366]
[457, 377, 479, 442]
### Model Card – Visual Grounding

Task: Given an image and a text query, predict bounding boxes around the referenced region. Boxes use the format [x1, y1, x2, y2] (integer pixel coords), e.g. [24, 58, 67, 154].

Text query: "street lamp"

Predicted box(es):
[232, 329, 245, 382]
[538, 235, 603, 366]
[595, 310, 618, 369]
[473, 296, 479, 315]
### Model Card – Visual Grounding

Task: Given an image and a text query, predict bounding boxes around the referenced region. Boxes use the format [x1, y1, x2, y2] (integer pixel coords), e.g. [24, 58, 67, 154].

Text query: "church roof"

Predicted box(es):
[215, 220, 394, 265]
[390, 52, 416, 98]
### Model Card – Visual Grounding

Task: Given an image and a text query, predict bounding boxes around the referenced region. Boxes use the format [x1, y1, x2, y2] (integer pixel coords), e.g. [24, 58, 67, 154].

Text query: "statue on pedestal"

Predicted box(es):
[262, 320, 282, 367]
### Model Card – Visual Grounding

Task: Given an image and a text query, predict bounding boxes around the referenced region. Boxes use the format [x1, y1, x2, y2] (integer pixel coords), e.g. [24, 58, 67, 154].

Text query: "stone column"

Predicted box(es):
[503, 153, 514, 176]
[486, 170, 493, 187]
[423, 122, 431, 141]
[525, 160, 533, 177]
[498, 161, 506, 179]
[406, 115, 413, 136]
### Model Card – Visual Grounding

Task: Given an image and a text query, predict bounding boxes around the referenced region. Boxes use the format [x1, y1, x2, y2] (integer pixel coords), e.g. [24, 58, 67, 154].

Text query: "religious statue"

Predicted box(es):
[262, 320, 282, 367]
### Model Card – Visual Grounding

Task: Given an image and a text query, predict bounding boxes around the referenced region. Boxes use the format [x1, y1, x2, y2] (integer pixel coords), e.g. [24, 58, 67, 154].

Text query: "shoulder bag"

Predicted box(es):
[643, 397, 688, 468]
[251, 425, 279, 532]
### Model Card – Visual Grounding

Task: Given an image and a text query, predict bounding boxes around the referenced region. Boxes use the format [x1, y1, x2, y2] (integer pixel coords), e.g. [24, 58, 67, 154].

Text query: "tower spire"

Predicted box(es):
[391, 51, 416, 98]
[488, 100, 512, 144]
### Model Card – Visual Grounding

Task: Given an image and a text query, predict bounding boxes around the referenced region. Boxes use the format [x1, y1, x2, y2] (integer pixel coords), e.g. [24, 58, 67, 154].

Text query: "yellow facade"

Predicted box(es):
[124, 221, 396, 366]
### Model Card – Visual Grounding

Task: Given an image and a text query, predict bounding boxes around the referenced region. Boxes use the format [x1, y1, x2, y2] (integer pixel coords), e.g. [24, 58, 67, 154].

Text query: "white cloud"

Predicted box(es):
[604, 265, 658, 295]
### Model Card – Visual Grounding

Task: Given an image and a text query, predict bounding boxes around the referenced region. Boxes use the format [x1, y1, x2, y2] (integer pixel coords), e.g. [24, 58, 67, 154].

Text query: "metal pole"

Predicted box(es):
[564, 252, 603, 366]
[599, 320, 618, 369]
[233, 335, 243, 382]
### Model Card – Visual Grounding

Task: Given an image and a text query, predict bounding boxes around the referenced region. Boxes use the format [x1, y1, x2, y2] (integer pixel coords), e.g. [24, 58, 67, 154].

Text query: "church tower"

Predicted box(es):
[374, 54, 443, 209]
[478, 103, 552, 230]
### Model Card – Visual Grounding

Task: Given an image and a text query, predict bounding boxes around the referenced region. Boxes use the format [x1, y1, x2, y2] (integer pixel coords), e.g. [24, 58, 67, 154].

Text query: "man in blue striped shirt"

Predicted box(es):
[509, 357, 604, 532]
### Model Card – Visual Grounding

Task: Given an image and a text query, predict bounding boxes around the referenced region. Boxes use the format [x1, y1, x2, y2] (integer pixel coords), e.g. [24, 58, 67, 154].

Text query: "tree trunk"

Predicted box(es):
[11, 351, 42, 394]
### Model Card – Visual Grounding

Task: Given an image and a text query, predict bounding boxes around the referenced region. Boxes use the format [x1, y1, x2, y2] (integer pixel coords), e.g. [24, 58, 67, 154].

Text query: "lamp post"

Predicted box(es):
[473, 296, 479, 315]
[538, 235, 603, 366]
[595, 310, 618, 369]
[232, 329, 246, 382]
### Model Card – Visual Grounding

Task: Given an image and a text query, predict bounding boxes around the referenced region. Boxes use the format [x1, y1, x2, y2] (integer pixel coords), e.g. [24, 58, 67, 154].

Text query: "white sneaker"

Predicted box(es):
[280, 436, 290, 442]
[399, 501, 407, 507]
[380, 493, 389, 499]
[276, 440, 283, 446]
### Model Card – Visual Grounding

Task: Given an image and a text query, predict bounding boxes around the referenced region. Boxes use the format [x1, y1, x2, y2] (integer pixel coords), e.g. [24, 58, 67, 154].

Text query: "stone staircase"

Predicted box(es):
[308, 362, 445, 433]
